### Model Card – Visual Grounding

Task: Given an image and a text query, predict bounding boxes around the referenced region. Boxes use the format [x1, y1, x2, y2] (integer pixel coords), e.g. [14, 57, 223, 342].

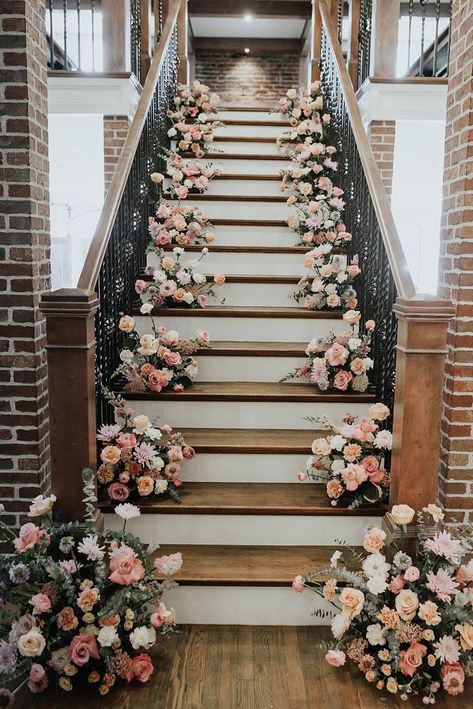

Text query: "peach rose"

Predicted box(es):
[68, 635, 100, 667]
[343, 310, 361, 326]
[213, 273, 225, 285]
[341, 463, 368, 491]
[14, 523, 48, 553]
[17, 629, 46, 657]
[131, 653, 154, 683]
[133, 415, 150, 433]
[57, 607, 79, 632]
[325, 650, 346, 667]
[325, 343, 349, 366]
[327, 479, 344, 499]
[399, 642, 427, 677]
[418, 601, 441, 626]
[343, 443, 362, 462]
[326, 293, 341, 308]
[456, 623, 473, 651]
[350, 357, 366, 374]
[109, 547, 145, 586]
[369, 402, 390, 421]
[119, 315, 135, 332]
[136, 476, 154, 496]
[340, 588, 364, 617]
[388, 575, 405, 594]
[100, 446, 121, 465]
[312, 437, 332, 456]
[395, 589, 419, 621]
[172, 288, 186, 302]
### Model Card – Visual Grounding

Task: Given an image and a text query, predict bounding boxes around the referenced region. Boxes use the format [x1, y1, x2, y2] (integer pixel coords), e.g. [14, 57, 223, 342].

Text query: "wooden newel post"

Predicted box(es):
[370, 0, 400, 78]
[390, 296, 454, 510]
[102, 0, 131, 72]
[310, 0, 322, 83]
[347, 0, 361, 89]
[177, 0, 189, 85]
[40, 289, 100, 523]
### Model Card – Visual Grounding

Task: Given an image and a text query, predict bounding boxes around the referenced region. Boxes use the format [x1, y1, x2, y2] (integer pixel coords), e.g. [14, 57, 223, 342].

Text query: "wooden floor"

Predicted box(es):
[17, 626, 467, 708]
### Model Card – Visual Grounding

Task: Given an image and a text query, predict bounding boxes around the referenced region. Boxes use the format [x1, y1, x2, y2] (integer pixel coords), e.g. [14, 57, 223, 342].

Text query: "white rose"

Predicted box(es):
[133, 415, 151, 434]
[343, 310, 361, 326]
[150, 455, 165, 470]
[366, 623, 386, 646]
[167, 127, 177, 137]
[331, 459, 345, 472]
[155, 479, 169, 494]
[146, 428, 162, 441]
[119, 349, 134, 363]
[311, 437, 332, 456]
[329, 435, 346, 451]
[150, 172, 164, 183]
[348, 338, 361, 351]
[28, 494, 57, 517]
[140, 303, 153, 314]
[129, 626, 156, 650]
[183, 292, 194, 304]
[390, 504, 415, 526]
[192, 273, 206, 285]
[97, 626, 119, 647]
[186, 365, 198, 379]
[17, 629, 46, 657]
[364, 357, 374, 370]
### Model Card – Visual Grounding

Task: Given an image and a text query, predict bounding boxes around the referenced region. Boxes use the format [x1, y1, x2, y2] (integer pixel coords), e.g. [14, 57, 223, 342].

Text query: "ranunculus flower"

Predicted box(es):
[29, 664, 46, 683]
[399, 642, 427, 677]
[325, 650, 346, 667]
[68, 635, 100, 667]
[131, 653, 154, 683]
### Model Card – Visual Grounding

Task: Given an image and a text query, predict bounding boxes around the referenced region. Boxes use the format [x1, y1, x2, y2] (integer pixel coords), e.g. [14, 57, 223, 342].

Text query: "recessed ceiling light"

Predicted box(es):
[244, 47, 250, 54]
[244, 13, 253, 22]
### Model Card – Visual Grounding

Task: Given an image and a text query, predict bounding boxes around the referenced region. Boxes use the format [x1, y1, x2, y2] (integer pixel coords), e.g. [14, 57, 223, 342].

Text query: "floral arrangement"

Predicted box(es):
[113, 315, 210, 394]
[300, 402, 391, 508]
[96, 389, 195, 504]
[293, 503, 473, 703]
[293, 244, 359, 311]
[0, 477, 182, 702]
[148, 201, 214, 248]
[286, 199, 351, 247]
[167, 81, 222, 157]
[276, 84, 332, 154]
[136, 247, 225, 311]
[281, 311, 375, 393]
[150, 152, 220, 200]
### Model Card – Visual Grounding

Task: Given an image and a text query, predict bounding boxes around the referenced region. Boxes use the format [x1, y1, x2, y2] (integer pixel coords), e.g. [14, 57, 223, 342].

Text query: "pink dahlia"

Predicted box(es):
[424, 532, 464, 564]
[433, 635, 461, 664]
[426, 568, 460, 603]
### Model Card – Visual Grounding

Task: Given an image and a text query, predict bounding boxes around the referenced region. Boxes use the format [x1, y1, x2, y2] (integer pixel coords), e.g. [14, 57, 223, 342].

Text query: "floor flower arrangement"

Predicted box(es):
[113, 315, 210, 394]
[300, 402, 391, 507]
[0, 477, 181, 702]
[151, 152, 220, 200]
[286, 189, 350, 247]
[137, 247, 225, 311]
[148, 202, 215, 248]
[293, 245, 359, 311]
[293, 504, 473, 703]
[167, 80, 223, 156]
[281, 311, 375, 393]
[97, 389, 195, 504]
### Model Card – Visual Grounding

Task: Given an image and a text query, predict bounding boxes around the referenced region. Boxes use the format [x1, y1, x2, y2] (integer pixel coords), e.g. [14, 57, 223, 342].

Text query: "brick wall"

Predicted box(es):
[103, 115, 130, 195]
[0, 0, 51, 526]
[368, 120, 396, 202]
[195, 53, 300, 107]
[437, 0, 473, 525]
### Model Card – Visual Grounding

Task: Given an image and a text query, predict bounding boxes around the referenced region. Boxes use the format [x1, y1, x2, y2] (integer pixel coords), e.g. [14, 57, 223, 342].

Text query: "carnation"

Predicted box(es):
[129, 626, 156, 650]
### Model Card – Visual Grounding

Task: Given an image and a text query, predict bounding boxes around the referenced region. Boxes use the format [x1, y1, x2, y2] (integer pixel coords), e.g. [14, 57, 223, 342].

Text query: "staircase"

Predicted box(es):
[102, 107, 385, 625]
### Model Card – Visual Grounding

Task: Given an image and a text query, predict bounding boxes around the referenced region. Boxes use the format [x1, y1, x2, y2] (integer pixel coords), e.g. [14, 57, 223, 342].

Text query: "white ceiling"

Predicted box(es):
[190, 17, 306, 39]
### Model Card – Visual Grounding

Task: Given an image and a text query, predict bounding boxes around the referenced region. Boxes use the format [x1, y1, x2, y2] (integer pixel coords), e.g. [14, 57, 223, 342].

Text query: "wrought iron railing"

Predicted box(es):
[76, 4, 179, 426]
[357, 0, 372, 86]
[319, 0, 417, 412]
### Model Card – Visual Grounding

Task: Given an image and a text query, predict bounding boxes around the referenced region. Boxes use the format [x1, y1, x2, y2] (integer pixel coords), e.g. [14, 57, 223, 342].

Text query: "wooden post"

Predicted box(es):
[40, 289, 101, 523]
[389, 296, 454, 509]
[370, 0, 400, 77]
[140, 0, 152, 81]
[102, 0, 131, 71]
[347, 0, 361, 88]
[310, 0, 322, 83]
[177, 0, 189, 85]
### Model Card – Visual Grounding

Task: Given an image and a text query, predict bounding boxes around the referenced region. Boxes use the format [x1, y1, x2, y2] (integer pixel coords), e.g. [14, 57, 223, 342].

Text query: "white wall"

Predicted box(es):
[391, 120, 445, 294]
[49, 114, 104, 290]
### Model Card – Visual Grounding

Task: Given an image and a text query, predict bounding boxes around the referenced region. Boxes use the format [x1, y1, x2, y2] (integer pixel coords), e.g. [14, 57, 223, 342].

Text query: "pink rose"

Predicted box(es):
[318, 176, 333, 191]
[135, 279, 147, 294]
[167, 445, 184, 462]
[14, 523, 49, 553]
[148, 370, 171, 392]
[108, 547, 145, 586]
[116, 432, 137, 449]
[68, 635, 100, 667]
[389, 575, 405, 594]
[175, 185, 188, 199]
[29, 664, 46, 683]
[182, 446, 195, 460]
[119, 471, 130, 484]
[441, 663, 465, 696]
[163, 350, 182, 367]
[292, 575, 304, 593]
[30, 594, 51, 615]
[150, 602, 176, 628]
[196, 330, 210, 345]
[404, 566, 421, 582]
[107, 482, 129, 501]
[333, 370, 353, 391]
[341, 463, 368, 491]
[361, 456, 379, 474]
[325, 650, 346, 667]
[131, 653, 154, 683]
[325, 343, 349, 366]
[399, 642, 427, 677]
[370, 467, 385, 484]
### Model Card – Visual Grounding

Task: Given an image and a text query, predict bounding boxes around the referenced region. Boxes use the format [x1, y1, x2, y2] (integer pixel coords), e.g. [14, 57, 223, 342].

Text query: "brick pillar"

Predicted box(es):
[368, 120, 396, 202]
[437, 0, 473, 526]
[103, 115, 130, 195]
[0, 0, 51, 525]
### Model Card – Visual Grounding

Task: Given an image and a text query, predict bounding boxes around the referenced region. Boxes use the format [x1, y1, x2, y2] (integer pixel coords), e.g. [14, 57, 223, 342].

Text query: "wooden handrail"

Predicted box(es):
[77, 0, 181, 293]
[318, 0, 416, 300]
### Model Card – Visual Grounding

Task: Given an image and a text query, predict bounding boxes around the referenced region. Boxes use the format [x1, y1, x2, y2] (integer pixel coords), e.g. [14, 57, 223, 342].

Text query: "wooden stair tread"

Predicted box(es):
[169, 427, 320, 453]
[212, 219, 288, 226]
[196, 341, 307, 357]
[102, 482, 385, 516]
[164, 193, 287, 202]
[214, 136, 279, 144]
[161, 244, 314, 254]
[215, 119, 290, 127]
[133, 305, 343, 319]
[119, 381, 376, 402]
[142, 273, 301, 284]
[184, 153, 288, 161]
[212, 173, 281, 180]
[152, 544, 360, 586]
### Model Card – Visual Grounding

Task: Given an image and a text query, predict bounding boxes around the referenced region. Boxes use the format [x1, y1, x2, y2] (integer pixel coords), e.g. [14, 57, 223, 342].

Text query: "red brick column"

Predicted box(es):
[0, 0, 51, 526]
[368, 120, 396, 202]
[103, 115, 130, 194]
[437, 0, 473, 525]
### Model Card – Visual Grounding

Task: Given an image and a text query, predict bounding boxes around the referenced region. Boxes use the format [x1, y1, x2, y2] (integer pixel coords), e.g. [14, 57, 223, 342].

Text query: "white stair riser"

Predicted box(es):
[123, 399, 371, 430]
[204, 179, 284, 197]
[196, 356, 307, 382]
[162, 587, 332, 625]
[218, 282, 299, 307]
[202, 157, 293, 174]
[215, 111, 286, 122]
[167, 199, 289, 220]
[210, 225, 291, 246]
[147, 251, 306, 276]
[105, 513, 379, 545]
[214, 124, 287, 139]
[134, 313, 343, 341]
[210, 140, 279, 155]
[182, 453, 308, 483]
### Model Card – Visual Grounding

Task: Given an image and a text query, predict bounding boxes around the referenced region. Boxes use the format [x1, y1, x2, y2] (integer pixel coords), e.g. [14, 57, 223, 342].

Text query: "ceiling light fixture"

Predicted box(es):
[244, 13, 253, 22]
[244, 47, 250, 54]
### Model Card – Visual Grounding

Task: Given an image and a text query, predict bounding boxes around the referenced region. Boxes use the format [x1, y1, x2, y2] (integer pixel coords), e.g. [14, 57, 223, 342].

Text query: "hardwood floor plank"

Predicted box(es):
[171, 427, 319, 453]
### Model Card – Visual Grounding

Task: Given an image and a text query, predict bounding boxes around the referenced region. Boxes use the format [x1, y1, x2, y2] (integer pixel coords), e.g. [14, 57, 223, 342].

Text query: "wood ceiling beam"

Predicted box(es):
[189, 0, 311, 19]
[193, 36, 302, 54]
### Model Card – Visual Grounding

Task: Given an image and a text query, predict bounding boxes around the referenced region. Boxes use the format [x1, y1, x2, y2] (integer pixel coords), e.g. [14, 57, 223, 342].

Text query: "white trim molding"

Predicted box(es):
[47, 72, 141, 117]
[357, 77, 448, 126]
